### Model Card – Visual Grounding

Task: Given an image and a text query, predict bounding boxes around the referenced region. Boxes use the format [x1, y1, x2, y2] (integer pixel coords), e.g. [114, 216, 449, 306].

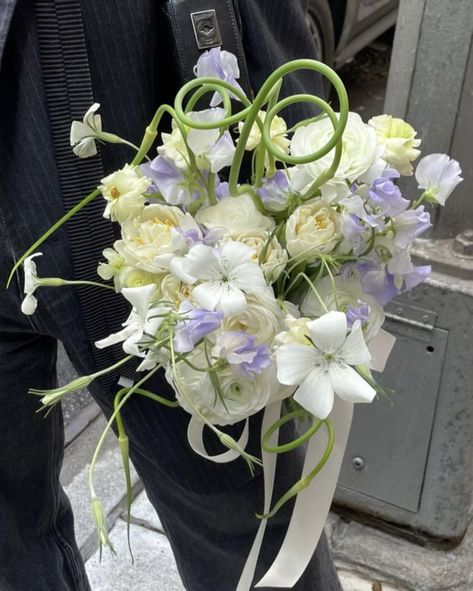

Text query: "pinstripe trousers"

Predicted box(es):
[0, 0, 342, 589]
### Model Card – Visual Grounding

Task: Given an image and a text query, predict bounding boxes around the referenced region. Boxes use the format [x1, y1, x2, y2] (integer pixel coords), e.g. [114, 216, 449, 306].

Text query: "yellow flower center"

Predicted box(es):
[110, 187, 120, 199]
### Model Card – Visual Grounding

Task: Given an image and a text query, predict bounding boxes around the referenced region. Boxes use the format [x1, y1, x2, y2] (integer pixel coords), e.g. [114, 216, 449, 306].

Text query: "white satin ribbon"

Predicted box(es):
[187, 415, 250, 463]
[236, 401, 282, 591]
[255, 398, 353, 588]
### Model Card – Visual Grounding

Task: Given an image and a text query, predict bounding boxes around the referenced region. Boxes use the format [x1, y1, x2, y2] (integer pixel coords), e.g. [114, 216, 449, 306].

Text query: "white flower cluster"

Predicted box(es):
[26, 49, 462, 427]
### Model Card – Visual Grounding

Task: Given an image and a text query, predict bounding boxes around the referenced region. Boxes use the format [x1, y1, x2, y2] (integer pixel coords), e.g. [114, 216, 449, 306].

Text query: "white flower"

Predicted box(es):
[99, 164, 151, 223]
[276, 311, 375, 419]
[21, 253, 43, 315]
[291, 112, 384, 201]
[369, 114, 421, 176]
[170, 350, 284, 425]
[228, 230, 288, 282]
[115, 204, 187, 274]
[196, 194, 274, 234]
[285, 199, 340, 260]
[95, 284, 167, 358]
[158, 109, 235, 173]
[70, 103, 103, 158]
[415, 153, 463, 206]
[300, 276, 384, 343]
[223, 294, 284, 344]
[171, 241, 268, 316]
[238, 110, 290, 153]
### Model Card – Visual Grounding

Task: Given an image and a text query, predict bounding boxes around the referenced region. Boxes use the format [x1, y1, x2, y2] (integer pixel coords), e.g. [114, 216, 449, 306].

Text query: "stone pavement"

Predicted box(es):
[61, 411, 473, 591]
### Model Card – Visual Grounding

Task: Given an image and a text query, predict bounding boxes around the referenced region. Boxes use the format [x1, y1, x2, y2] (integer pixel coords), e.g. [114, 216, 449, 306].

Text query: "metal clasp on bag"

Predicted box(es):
[190, 10, 223, 49]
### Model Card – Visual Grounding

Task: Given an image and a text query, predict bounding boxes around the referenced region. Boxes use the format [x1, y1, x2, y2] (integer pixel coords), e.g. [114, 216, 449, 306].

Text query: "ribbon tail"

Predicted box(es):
[187, 416, 249, 463]
[236, 401, 282, 591]
[256, 398, 353, 588]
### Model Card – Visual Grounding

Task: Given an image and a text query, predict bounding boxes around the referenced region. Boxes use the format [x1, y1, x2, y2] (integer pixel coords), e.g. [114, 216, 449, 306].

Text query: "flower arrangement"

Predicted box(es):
[10, 48, 462, 589]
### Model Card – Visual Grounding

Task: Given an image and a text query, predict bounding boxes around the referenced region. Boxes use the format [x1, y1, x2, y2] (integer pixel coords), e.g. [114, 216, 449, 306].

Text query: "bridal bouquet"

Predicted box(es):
[11, 48, 462, 589]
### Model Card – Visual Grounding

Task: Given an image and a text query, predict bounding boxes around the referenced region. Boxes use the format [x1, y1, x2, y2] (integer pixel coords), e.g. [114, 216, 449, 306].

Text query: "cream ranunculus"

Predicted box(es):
[291, 112, 384, 201]
[223, 294, 285, 344]
[99, 164, 151, 223]
[229, 230, 288, 282]
[195, 194, 274, 234]
[115, 204, 187, 274]
[369, 114, 421, 176]
[300, 275, 384, 343]
[238, 110, 290, 153]
[171, 350, 283, 425]
[285, 199, 340, 260]
[157, 120, 189, 169]
[160, 273, 194, 307]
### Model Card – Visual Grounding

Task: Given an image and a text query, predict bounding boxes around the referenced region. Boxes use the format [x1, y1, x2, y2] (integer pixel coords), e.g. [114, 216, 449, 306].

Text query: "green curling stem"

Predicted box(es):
[257, 417, 335, 520]
[7, 188, 100, 287]
[261, 409, 324, 454]
[183, 82, 232, 117]
[231, 59, 349, 195]
[175, 77, 253, 128]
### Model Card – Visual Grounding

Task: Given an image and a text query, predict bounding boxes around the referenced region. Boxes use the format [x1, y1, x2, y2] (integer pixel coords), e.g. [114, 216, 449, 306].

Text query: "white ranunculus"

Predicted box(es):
[228, 230, 288, 282]
[195, 194, 274, 234]
[223, 294, 284, 344]
[275, 314, 312, 346]
[171, 351, 285, 425]
[115, 204, 187, 274]
[415, 153, 463, 206]
[300, 276, 384, 343]
[99, 164, 151, 223]
[291, 112, 383, 201]
[285, 199, 340, 260]
[238, 110, 290, 153]
[369, 114, 421, 176]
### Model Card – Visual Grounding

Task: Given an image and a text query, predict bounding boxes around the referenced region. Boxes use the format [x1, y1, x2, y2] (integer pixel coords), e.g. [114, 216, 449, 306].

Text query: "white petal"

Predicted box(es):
[73, 138, 97, 158]
[122, 284, 156, 320]
[21, 294, 37, 315]
[231, 262, 267, 294]
[207, 132, 235, 173]
[182, 244, 222, 281]
[307, 311, 347, 354]
[70, 121, 94, 144]
[192, 281, 225, 311]
[220, 240, 254, 269]
[95, 324, 136, 349]
[293, 367, 335, 420]
[218, 284, 248, 316]
[328, 362, 376, 404]
[170, 256, 197, 284]
[276, 344, 318, 385]
[338, 320, 372, 365]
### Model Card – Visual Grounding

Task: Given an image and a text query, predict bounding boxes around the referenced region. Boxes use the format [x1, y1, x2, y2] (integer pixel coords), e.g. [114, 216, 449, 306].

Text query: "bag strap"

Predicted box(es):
[165, 0, 253, 98]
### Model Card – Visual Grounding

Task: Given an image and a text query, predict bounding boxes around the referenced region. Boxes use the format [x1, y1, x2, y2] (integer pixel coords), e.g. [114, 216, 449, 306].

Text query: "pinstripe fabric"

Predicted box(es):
[0, 1, 341, 589]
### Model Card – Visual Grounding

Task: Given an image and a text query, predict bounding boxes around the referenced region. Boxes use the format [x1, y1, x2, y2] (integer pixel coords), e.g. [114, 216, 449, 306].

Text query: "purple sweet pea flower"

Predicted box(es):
[215, 181, 230, 200]
[387, 251, 432, 292]
[368, 172, 409, 217]
[148, 156, 198, 206]
[358, 260, 399, 305]
[346, 302, 371, 328]
[403, 265, 432, 290]
[213, 331, 271, 377]
[340, 194, 382, 230]
[173, 302, 223, 353]
[392, 206, 431, 249]
[194, 48, 245, 107]
[257, 170, 290, 212]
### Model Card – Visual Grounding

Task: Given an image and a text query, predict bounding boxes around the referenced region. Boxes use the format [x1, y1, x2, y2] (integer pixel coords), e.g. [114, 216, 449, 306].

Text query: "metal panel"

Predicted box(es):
[338, 303, 448, 511]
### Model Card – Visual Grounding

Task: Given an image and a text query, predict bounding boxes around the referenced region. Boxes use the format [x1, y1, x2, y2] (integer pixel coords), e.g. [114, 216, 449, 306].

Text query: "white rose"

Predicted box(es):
[291, 112, 383, 201]
[116, 267, 164, 292]
[99, 164, 150, 222]
[238, 110, 290, 153]
[285, 200, 340, 260]
[369, 114, 421, 176]
[300, 275, 384, 342]
[223, 294, 285, 344]
[229, 230, 288, 282]
[171, 351, 284, 425]
[195, 194, 274, 233]
[115, 204, 187, 274]
[160, 273, 194, 307]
